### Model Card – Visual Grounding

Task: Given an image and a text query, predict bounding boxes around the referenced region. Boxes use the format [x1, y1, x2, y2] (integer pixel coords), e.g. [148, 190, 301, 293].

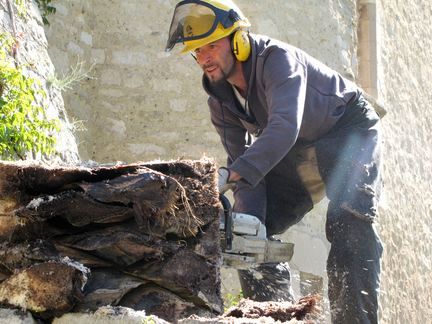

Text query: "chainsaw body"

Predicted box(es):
[219, 195, 294, 269]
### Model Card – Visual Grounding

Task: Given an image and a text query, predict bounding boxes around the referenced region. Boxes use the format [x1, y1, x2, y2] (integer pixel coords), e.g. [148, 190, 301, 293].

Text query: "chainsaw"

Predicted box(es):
[219, 194, 294, 269]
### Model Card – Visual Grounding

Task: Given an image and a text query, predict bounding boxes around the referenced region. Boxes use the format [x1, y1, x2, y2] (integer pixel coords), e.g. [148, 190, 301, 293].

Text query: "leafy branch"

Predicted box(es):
[0, 33, 60, 160]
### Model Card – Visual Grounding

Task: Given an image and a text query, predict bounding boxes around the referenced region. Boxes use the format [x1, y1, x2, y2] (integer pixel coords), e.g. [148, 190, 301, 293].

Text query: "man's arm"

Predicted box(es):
[229, 48, 307, 187]
[228, 169, 241, 182]
[208, 97, 248, 166]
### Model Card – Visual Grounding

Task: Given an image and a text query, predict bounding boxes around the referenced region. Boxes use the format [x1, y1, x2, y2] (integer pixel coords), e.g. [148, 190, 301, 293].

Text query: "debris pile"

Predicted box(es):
[0, 159, 223, 322]
[223, 295, 321, 322]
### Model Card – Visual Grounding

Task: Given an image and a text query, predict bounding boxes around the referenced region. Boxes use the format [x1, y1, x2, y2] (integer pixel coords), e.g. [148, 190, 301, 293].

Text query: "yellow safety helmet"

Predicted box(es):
[165, 0, 251, 61]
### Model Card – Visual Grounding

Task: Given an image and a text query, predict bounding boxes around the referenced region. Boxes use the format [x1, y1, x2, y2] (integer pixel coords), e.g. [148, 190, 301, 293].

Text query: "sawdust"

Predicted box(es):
[223, 295, 321, 323]
[179, 295, 321, 323]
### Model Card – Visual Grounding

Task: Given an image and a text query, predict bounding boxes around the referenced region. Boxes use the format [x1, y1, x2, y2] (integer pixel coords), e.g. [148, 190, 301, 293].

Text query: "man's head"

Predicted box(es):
[165, 0, 251, 61]
[193, 36, 236, 84]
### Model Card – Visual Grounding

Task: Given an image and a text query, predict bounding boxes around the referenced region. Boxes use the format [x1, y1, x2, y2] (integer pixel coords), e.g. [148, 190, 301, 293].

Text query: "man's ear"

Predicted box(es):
[231, 30, 251, 62]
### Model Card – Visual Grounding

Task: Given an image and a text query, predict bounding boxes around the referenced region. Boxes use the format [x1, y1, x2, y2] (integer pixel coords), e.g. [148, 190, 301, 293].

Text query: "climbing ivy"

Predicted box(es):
[0, 33, 60, 160]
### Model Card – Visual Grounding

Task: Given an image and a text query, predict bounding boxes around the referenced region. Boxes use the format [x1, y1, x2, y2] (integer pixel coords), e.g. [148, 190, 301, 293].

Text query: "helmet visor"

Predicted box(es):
[165, 1, 237, 52]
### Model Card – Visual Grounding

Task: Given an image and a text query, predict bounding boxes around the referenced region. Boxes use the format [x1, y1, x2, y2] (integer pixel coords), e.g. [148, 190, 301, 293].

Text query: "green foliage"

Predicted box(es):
[13, 0, 27, 18]
[0, 33, 60, 160]
[48, 60, 95, 92]
[142, 316, 156, 324]
[35, 0, 56, 25]
[0, 32, 14, 52]
[223, 290, 243, 311]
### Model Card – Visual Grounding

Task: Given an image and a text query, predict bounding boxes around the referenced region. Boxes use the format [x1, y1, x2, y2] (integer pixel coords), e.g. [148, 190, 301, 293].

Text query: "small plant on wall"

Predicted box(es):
[9, 0, 55, 23]
[34, 0, 56, 25]
[0, 33, 60, 160]
[13, 0, 27, 18]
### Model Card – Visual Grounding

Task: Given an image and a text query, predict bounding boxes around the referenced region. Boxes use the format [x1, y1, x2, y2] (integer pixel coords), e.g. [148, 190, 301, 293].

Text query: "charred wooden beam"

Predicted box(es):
[0, 260, 88, 319]
[0, 159, 223, 322]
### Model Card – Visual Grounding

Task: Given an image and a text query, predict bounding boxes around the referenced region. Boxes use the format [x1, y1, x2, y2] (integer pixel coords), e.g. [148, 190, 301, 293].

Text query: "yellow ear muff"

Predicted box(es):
[231, 30, 251, 62]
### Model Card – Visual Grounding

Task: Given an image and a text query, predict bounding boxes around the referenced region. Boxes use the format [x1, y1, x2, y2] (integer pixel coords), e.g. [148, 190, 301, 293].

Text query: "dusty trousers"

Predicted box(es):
[234, 95, 383, 324]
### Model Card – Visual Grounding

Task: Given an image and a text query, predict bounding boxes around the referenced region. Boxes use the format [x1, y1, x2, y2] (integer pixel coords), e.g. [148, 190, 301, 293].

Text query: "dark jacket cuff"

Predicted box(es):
[229, 158, 263, 188]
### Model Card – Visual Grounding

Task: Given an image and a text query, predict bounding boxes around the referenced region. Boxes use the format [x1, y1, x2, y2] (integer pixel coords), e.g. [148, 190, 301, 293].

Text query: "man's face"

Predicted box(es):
[194, 37, 236, 84]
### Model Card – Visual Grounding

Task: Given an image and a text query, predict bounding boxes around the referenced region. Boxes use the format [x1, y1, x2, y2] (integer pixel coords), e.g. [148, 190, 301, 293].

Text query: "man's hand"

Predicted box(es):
[218, 167, 237, 194]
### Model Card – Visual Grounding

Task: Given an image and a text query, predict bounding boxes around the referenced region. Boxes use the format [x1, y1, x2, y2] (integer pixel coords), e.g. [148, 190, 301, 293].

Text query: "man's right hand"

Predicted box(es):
[218, 167, 236, 194]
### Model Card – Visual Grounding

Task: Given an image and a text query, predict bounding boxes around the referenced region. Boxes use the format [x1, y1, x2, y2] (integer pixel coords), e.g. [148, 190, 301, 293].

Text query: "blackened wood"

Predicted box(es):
[0, 260, 88, 319]
[0, 240, 60, 272]
[55, 221, 182, 267]
[74, 268, 146, 312]
[54, 244, 113, 269]
[0, 159, 223, 321]
[119, 284, 214, 322]
[10, 166, 205, 239]
[15, 191, 135, 227]
[0, 214, 40, 242]
[126, 248, 223, 314]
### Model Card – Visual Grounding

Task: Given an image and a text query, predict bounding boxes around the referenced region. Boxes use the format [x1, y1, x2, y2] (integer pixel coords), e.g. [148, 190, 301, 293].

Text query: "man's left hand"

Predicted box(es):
[218, 167, 238, 194]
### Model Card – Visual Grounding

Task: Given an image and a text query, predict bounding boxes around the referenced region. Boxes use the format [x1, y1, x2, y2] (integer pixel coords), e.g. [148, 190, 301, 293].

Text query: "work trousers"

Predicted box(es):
[234, 95, 383, 324]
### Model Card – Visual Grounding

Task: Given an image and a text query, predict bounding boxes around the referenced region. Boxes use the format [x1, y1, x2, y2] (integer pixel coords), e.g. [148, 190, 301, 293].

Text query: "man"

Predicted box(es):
[166, 1, 383, 323]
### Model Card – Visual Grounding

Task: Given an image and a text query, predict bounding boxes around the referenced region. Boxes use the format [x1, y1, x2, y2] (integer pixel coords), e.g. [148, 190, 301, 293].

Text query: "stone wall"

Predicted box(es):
[4, 0, 429, 323]
[0, 0, 79, 163]
[44, 0, 358, 164]
[376, 0, 432, 322]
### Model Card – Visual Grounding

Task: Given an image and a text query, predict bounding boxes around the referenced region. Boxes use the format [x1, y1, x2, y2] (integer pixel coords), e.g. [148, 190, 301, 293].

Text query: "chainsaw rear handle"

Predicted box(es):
[219, 194, 233, 250]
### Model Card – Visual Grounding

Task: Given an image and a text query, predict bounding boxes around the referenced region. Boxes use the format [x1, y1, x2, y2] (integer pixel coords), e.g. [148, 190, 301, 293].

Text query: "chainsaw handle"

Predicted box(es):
[219, 194, 233, 250]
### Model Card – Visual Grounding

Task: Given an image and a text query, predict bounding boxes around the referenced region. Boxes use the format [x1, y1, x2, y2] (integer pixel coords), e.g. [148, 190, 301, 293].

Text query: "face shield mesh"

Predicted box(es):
[166, 4, 217, 52]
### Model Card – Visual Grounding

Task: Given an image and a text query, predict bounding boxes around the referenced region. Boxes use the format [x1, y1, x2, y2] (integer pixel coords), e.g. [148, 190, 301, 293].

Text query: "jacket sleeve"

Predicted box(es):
[208, 97, 247, 166]
[229, 48, 307, 187]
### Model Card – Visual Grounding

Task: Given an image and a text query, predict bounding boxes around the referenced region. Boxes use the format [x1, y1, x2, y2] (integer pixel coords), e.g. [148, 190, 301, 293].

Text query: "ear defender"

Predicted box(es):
[231, 30, 251, 62]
